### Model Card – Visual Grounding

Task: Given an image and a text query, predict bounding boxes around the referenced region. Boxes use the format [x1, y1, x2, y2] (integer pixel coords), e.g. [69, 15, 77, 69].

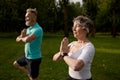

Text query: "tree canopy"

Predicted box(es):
[0, 0, 120, 37]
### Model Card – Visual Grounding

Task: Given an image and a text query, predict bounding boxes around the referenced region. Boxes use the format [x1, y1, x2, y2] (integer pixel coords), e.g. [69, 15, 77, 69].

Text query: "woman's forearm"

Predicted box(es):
[53, 52, 62, 61]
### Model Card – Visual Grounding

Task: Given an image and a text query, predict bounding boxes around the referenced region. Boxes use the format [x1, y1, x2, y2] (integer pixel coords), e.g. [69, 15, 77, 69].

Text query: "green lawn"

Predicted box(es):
[0, 33, 120, 80]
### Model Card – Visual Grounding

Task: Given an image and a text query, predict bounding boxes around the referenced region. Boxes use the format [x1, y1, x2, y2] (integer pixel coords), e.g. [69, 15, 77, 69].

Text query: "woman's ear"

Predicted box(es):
[82, 27, 86, 29]
[82, 27, 89, 33]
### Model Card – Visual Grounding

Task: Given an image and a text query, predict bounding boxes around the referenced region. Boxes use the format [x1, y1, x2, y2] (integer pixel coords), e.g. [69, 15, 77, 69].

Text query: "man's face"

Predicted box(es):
[25, 12, 35, 26]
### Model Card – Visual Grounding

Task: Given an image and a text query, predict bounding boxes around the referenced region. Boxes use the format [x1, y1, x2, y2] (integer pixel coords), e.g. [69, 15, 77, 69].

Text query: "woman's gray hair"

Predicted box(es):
[73, 15, 94, 34]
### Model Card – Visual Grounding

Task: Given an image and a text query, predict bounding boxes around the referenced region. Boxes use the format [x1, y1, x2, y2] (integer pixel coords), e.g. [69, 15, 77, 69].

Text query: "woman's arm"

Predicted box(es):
[53, 52, 62, 61]
[53, 37, 69, 61]
[60, 37, 84, 71]
[63, 56, 84, 71]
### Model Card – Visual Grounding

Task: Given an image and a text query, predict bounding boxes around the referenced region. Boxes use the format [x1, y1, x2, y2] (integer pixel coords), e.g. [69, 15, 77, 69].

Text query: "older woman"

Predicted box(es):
[53, 15, 95, 80]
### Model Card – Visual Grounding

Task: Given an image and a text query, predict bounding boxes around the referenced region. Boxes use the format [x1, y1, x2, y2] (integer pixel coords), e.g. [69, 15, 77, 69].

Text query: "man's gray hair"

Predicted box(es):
[26, 8, 38, 16]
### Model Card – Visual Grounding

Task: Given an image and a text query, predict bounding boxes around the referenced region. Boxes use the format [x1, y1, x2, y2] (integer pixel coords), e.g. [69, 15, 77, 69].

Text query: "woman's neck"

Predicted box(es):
[77, 37, 89, 44]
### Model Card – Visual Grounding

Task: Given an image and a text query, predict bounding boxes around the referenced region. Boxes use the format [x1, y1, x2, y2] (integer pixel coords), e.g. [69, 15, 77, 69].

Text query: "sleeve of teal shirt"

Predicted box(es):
[32, 28, 41, 37]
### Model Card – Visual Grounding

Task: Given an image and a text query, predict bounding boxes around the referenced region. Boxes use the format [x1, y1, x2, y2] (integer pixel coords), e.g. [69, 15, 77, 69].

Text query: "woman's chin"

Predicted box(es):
[73, 35, 77, 38]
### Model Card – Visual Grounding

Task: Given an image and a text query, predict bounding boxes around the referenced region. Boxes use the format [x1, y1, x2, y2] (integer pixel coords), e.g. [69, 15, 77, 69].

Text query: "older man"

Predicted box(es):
[13, 8, 43, 80]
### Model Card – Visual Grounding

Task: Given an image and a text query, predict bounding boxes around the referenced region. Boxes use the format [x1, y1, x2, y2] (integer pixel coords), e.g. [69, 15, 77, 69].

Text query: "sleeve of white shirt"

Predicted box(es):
[68, 41, 77, 49]
[78, 43, 95, 64]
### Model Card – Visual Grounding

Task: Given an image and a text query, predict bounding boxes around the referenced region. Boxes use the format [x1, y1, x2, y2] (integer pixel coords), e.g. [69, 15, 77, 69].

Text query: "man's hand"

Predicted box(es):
[20, 29, 26, 37]
[16, 35, 22, 42]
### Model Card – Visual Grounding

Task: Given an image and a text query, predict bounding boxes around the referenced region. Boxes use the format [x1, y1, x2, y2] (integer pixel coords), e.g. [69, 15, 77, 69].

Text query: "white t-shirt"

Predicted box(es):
[68, 41, 95, 79]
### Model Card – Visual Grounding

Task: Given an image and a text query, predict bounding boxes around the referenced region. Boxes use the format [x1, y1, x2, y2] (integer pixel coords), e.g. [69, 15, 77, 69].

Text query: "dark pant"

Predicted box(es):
[65, 76, 92, 80]
[17, 56, 42, 78]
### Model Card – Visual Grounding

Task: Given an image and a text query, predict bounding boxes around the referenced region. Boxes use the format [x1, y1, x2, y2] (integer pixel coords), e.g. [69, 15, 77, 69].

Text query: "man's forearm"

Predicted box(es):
[21, 37, 28, 42]
[16, 35, 27, 42]
[16, 36, 22, 42]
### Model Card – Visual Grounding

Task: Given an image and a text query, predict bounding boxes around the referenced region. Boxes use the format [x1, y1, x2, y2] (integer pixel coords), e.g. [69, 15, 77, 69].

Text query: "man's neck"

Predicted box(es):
[30, 22, 37, 27]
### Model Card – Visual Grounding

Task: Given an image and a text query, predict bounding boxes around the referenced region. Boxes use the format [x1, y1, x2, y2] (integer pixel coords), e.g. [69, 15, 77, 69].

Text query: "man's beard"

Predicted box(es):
[25, 20, 34, 26]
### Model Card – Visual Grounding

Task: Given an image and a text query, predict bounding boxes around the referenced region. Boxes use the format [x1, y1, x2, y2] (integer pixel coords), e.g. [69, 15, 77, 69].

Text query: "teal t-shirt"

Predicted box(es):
[25, 23, 43, 59]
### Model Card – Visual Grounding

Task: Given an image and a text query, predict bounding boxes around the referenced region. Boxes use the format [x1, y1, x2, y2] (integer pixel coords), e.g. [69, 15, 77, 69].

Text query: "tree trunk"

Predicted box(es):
[112, 10, 116, 38]
[63, 0, 69, 37]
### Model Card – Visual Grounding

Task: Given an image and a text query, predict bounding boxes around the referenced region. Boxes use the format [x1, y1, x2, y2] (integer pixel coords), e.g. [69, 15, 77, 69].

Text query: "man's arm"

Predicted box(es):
[16, 34, 36, 43]
[16, 29, 27, 42]
[21, 34, 37, 42]
[16, 35, 22, 42]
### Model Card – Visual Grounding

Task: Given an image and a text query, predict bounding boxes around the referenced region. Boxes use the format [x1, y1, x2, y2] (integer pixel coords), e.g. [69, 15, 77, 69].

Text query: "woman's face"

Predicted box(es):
[72, 21, 85, 38]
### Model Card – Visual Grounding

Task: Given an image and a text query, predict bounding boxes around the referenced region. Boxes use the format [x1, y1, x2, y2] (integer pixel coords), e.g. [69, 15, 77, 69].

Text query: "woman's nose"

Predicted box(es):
[72, 28, 76, 31]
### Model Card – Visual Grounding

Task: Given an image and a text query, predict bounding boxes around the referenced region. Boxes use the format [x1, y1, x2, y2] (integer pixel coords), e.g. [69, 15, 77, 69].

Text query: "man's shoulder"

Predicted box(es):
[34, 23, 42, 30]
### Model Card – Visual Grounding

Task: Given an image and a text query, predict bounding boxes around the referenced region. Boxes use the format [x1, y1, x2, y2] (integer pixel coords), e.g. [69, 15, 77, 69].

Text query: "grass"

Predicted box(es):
[0, 33, 120, 80]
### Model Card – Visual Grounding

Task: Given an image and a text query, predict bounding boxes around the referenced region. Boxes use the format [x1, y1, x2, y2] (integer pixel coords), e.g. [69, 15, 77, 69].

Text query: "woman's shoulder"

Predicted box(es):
[87, 42, 94, 47]
[84, 42, 95, 50]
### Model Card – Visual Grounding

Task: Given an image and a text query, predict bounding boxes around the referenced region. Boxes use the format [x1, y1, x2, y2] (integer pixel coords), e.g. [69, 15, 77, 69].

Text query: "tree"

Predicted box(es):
[63, 0, 69, 37]
[110, 0, 120, 37]
[83, 0, 98, 37]
[58, 0, 69, 37]
[96, 0, 120, 37]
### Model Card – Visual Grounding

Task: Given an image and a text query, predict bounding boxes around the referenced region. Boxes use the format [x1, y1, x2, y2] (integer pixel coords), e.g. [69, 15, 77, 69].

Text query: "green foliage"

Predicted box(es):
[0, 33, 120, 80]
[83, 0, 120, 36]
[0, 0, 120, 36]
[83, 0, 98, 20]
[0, 0, 82, 33]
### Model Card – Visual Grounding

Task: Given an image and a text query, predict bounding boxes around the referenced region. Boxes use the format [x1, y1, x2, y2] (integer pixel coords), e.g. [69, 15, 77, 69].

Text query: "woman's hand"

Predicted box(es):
[53, 37, 69, 61]
[60, 37, 69, 55]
